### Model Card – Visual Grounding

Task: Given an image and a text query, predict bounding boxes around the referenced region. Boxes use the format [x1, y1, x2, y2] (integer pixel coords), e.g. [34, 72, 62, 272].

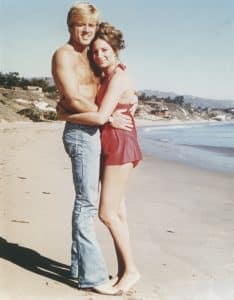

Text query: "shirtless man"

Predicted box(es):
[52, 2, 131, 295]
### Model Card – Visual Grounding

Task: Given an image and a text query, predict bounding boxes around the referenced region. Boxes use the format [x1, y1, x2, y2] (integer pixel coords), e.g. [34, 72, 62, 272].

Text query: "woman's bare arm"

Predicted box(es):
[59, 72, 127, 125]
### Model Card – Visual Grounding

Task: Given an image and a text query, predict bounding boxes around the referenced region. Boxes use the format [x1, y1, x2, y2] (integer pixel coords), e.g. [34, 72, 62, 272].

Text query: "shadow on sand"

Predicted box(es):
[0, 237, 77, 288]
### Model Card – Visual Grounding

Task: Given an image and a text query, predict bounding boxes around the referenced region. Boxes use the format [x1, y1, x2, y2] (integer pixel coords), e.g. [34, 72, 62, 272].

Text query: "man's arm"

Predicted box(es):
[110, 109, 133, 130]
[57, 103, 133, 130]
[52, 49, 97, 113]
[56, 73, 133, 130]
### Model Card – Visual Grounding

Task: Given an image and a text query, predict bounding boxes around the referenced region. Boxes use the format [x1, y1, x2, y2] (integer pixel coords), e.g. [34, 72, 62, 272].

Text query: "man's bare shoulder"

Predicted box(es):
[52, 44, 77, 67]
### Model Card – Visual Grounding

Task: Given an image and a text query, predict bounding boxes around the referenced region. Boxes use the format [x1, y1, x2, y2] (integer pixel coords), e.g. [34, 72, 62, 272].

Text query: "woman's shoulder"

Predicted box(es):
[116, 66, 136, 91]
[108, 69, 135, 104]
[111, 65, 131, 86]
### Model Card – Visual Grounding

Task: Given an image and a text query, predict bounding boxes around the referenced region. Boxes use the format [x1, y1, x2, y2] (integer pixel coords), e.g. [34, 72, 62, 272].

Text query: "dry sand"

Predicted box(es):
[0, 121, 234, 300]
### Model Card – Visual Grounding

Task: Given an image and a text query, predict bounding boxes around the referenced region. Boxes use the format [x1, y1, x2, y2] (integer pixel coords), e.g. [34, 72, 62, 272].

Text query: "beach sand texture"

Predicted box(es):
[1, 121, 234, 300]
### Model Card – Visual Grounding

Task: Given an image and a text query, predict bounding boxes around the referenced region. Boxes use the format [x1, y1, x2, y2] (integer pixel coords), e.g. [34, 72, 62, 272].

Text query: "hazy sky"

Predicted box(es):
[1, 0, 234, 99]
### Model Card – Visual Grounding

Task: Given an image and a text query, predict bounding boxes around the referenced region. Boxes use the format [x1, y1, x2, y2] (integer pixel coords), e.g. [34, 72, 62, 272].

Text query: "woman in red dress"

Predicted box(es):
[57, 22, 142, 293]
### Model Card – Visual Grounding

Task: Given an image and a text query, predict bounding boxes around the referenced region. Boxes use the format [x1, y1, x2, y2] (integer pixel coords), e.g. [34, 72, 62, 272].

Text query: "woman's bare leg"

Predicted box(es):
[114, 198, 128, 277]
[99, 163, 140, 292]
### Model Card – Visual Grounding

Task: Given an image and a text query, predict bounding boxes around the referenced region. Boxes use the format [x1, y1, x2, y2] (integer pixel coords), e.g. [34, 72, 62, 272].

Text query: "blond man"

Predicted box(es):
[52, 2, 130, 295]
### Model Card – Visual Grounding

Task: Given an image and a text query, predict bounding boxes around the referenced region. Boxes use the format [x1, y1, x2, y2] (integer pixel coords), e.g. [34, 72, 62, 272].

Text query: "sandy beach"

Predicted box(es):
[1, 121, 234, 300]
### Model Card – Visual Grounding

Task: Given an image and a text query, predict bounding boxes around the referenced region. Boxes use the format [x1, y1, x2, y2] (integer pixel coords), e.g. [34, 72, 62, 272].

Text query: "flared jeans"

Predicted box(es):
[63, 122, 108, 288]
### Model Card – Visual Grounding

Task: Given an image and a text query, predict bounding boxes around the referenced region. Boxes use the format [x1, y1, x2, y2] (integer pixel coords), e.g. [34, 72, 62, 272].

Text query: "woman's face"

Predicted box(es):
[92, 38, 117, 69]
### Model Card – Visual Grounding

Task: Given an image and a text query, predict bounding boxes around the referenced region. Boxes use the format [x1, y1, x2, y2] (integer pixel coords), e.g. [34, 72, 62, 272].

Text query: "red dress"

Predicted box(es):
[96, 67, 142, 167]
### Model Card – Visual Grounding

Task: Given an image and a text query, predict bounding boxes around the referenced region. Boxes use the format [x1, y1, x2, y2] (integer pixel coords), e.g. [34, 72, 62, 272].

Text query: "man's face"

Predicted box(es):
[69, 16, 97, 46]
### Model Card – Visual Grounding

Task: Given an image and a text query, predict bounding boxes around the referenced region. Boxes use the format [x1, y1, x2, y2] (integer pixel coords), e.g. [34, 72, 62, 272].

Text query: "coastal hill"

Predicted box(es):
[0, 72, 57, 122]
[0, 87, 57, 122]
[0, 72, 234, 122]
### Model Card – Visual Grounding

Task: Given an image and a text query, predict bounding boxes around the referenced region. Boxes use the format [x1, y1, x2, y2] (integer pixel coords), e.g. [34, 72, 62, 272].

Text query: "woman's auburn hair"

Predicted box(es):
[93, 22, 125, 52]
[88, 22, 126, 77]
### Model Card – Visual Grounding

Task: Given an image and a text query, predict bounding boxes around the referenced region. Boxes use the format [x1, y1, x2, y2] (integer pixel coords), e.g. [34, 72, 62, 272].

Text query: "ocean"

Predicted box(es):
[139, 121, 234, 174]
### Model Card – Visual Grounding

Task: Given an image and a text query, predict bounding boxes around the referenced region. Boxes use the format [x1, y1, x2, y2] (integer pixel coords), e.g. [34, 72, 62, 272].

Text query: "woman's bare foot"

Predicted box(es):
[114, 270, 140, 293]
[92, 279, 122, 295]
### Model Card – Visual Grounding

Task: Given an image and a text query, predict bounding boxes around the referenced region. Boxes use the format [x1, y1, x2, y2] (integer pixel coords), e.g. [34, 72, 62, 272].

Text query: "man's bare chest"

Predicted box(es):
[75, 67, 96, 85]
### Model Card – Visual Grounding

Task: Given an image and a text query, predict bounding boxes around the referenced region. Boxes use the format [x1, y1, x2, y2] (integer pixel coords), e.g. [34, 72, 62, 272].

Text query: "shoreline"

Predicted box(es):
[1, 117, 234, 130]
[135, 118, 234, 128]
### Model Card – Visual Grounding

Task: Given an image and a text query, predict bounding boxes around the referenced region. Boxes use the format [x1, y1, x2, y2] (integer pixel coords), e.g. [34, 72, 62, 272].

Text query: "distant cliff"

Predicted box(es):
[136, 93, 234, 122]
[141, 89, 234, 109]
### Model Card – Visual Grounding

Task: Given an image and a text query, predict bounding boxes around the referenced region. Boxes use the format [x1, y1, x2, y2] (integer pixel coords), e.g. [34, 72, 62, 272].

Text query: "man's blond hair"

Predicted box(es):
[67, 2, 100, 27]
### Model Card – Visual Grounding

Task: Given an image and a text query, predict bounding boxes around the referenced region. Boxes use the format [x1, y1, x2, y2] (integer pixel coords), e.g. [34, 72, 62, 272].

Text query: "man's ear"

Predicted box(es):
[68, 24, 72, 34]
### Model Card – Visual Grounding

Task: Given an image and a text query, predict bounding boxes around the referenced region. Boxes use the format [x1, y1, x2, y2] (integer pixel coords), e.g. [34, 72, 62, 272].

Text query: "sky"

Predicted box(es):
[1, 0, 234, 100]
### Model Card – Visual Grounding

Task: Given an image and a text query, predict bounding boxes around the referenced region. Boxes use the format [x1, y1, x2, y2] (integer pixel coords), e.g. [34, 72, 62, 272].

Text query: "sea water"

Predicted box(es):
[139, 122, 234, 174]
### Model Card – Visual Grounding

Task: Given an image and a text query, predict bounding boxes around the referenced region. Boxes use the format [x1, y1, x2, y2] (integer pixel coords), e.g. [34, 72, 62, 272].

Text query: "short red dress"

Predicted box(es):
[96, 66, 142, 167]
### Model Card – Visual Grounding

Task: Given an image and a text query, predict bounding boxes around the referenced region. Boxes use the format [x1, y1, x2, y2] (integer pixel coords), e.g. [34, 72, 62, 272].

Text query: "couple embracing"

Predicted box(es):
[52, 2, 142, 296]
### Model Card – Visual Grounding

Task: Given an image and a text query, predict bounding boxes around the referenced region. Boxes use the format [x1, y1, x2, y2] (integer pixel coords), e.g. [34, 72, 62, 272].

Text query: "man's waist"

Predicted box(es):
[64, 121, 99, 131]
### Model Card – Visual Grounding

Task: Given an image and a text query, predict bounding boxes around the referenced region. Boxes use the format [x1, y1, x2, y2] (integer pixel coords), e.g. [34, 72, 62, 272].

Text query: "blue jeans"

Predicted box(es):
[63, 122, 108, 288]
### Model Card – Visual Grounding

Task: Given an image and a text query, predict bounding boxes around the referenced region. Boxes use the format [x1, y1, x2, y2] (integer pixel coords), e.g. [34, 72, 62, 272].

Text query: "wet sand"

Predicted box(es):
[1, 121, 234, 300]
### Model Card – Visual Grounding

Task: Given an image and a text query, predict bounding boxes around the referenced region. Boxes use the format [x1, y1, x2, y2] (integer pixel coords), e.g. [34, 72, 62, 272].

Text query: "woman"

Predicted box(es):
[57, 22, 142, 293]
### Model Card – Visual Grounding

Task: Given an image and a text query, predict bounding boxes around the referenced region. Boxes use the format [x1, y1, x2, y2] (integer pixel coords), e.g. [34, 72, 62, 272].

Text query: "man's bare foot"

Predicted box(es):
[114, 270, 140, 293]
[92, 279, 122, 295]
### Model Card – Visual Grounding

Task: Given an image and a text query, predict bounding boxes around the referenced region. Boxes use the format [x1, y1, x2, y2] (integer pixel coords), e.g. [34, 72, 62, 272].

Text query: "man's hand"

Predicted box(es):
[56, 102, 70, 121]
[110, 109, 133, 131]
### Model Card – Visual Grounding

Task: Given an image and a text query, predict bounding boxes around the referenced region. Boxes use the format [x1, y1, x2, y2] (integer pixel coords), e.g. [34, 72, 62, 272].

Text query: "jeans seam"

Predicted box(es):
[77, 148, 84, 280]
